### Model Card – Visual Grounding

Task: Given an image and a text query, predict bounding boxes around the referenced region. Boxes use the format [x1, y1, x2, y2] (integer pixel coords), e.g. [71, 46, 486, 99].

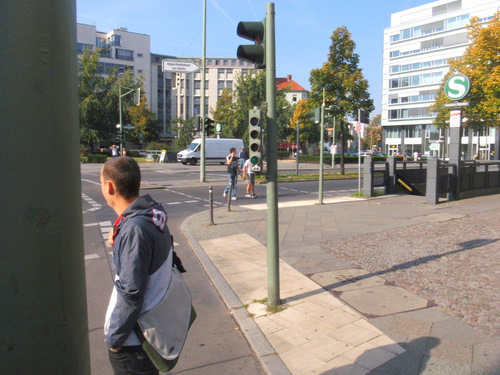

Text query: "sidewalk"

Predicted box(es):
[182, 193, 500, 375]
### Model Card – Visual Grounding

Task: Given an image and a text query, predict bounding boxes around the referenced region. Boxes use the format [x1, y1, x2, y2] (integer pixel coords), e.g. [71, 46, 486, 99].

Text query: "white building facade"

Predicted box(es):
[382, 0, 499, 159]
[77, 24, 152, 105]
[150, 55, 255, 138]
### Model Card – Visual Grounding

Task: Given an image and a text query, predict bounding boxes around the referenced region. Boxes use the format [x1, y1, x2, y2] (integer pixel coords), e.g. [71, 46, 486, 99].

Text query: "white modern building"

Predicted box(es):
[382, 0, 499, 159]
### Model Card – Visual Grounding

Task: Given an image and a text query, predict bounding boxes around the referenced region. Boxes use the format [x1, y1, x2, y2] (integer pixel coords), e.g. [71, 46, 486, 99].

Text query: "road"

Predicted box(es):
[81, 161, 358, 374]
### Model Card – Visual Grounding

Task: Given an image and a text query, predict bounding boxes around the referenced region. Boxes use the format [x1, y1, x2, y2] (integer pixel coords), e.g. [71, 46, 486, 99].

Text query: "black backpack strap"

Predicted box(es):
[170, 235, 186, 273]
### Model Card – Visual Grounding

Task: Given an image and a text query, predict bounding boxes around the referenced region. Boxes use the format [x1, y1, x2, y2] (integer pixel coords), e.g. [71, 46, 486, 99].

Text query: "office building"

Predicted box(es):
[382, 0, 499, 159]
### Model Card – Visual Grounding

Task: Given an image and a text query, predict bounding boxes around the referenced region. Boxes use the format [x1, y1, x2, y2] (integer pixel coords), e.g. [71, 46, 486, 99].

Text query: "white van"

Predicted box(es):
[177, 138, 244, 165]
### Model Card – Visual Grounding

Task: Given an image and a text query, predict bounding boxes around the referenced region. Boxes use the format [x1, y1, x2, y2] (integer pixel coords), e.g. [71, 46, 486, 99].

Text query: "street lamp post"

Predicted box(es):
[118, 86, 140, 154]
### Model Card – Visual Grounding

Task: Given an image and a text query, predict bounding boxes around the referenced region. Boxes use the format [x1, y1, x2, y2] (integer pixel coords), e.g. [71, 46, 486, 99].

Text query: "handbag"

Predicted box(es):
[133, 264, 197, 372]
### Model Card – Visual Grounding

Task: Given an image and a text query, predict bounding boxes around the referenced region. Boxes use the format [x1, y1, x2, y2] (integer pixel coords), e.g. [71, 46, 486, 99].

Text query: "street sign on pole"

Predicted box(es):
[162, 59, 200, 73]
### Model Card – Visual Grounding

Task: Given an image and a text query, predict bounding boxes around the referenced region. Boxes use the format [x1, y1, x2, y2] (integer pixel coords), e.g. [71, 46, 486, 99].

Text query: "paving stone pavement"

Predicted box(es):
[185, 193, 500, 374]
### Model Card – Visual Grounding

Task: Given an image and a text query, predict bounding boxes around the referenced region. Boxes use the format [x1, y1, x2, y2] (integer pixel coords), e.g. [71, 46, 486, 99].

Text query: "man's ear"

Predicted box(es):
[104, 180, 116, 196]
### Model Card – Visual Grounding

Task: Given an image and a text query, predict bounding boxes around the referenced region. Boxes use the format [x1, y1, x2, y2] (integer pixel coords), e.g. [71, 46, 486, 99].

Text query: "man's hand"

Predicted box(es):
[108, 228, 115, 247]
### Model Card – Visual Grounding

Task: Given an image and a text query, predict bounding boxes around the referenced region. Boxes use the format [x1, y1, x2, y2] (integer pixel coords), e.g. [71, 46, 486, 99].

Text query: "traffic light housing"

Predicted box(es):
[311, 107, 320, 124]
[197, 116, 202, 131]
[360, 109, 370, 124]
[248, 108, 263, 173]
[237, 21, 265, 69]
[205, 117, 215, 136]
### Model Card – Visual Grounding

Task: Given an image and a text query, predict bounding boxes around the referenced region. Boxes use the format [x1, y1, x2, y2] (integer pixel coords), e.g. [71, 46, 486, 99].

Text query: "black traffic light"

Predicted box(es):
[237, 21, 265, 69]
[197, 116, 202, 131]
[248, 108, 263, 173]
[205, 117, 215, 136]
[359, 109, 370, 124]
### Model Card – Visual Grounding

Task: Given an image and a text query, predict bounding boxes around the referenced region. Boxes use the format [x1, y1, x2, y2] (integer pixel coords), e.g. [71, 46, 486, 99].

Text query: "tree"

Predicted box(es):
[290, 100, 320, 150]
[128, 95, 159, 146]
[430, 12, 500, 129]
[309, 26, 374, 173]
[212, 71, 294, 145]
[362, 114, 382, 151]
[172, 116, 197, 148]
[78, 49, 152, 149]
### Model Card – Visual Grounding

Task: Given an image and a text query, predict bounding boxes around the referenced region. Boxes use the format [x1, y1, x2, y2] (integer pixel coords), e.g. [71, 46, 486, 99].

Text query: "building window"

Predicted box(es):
[293, 94, 297, 102]
[137, 53, 143, 58]
[108, 34, 121, 47]
[77, 43, 93, 54]
[207, 60, 212, 65]
[115, 49, 134, 61]
[215, 60, 220, 65]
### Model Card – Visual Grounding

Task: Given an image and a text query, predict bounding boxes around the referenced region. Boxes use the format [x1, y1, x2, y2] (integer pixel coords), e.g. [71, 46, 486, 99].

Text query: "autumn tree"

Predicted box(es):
[430, 11, 500, 129]
[128, 95, 159, 145]
[309, 26, 374, 173]
[362, 114, 382, 151]
[290, 99, 320, 152]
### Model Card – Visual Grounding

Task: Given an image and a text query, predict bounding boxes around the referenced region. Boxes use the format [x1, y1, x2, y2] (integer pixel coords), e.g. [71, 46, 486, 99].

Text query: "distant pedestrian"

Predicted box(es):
[242, 158, 257, 198]
[238, 147, 247, 173]
[110, 145, 119, 157]
[223, 147, 239, 200]
[121, 148, 127, 157]
[403, 152, 408, 162]
[413, 151, 419, 161]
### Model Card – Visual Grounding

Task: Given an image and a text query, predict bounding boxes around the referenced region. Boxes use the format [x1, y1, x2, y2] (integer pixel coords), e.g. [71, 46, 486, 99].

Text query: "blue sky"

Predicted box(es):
[77, 0, 432, 115]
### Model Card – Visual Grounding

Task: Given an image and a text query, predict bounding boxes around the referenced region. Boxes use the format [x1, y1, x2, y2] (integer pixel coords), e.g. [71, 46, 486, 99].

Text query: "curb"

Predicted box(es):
[181, 212, 291, 375]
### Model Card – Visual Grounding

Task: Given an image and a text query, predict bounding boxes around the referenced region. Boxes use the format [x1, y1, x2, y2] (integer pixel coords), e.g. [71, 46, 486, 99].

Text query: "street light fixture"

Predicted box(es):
[118, 86, 140, 153]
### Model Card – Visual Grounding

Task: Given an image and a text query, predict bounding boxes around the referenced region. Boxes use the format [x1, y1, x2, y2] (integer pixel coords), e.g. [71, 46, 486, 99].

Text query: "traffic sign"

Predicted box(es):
[444, 74, 470, 101]
[162, 59, 200, 73]
[355, 122, 362, 133]
[215, 123, 222, 132]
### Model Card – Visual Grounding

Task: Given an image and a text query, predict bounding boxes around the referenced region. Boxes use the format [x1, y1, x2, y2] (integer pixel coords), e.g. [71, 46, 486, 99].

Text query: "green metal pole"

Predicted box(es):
[0, 0, 90, 373]
[200, 0, 207, 182]
[319, 90, 325, 204]
[265, 2, 280, 306]
[296, 120, 300, 175]
[332, 117, 336, 168]
[119, 86, 123, 152]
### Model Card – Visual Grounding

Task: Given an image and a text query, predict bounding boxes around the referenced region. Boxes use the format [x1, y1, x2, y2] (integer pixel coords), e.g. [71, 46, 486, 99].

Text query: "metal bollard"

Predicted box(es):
[209, 185, 214, 225]
[227, 180, 233, 211]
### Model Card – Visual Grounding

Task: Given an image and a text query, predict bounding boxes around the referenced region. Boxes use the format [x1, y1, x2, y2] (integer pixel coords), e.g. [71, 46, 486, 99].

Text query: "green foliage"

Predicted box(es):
[430, 12, 500, 129]
[78, 49, 157, 148]
[211, 71, 294, 145]
[172, 117, 198, 148]
[308, 26, 373, 174]
[85, 154, 108, 163]
[146, 141, 170, 151]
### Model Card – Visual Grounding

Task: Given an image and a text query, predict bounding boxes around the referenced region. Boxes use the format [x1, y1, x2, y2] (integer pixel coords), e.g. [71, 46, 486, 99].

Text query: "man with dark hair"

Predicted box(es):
[100, 156, 173, 375]
[223, 147, 239, 200]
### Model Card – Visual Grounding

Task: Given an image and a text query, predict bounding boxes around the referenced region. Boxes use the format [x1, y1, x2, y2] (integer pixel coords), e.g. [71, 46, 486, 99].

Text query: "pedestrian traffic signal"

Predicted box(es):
[248, 108, 263, 173]
[311, 107, 321, 124]
[205, 117, 215, 136]
[237, 20, 265, 69]
[359, 109, 370, 124]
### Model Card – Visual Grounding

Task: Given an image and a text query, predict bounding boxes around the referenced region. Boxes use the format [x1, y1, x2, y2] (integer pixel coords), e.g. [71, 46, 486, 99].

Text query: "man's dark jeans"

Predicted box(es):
[109, 346, 158, 375]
